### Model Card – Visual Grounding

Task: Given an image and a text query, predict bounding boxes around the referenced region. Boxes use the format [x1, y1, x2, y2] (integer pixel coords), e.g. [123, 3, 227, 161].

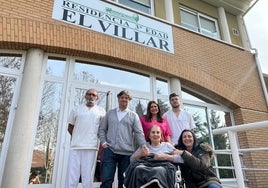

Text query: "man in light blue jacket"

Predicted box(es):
[98, 90, 146, 188]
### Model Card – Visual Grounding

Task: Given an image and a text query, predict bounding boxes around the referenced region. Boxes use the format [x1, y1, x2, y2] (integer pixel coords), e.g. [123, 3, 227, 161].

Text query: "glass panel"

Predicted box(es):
[182, 91, 205, 103]
[0, 54, 22, 70]
[180, 9, 199, 32]
[46, 58, 66, 77]
[209, 109, 234, 178]
[118, 0, 151, 14]
[0, 75, 17, 153]
[209, 110, 230, 149]
[156, 78, 168, 95]
[73, 88, 107, 110]
[74, 61, 150, 92]
[210, 110, 231, 129]
[29, 82, 63, 184]
[200, 16, 219, 39]
[183, 105, 208, 141]
[216, 153, 235, 178]
[129, 97, 148, 117]
[157, 99, 170, 115]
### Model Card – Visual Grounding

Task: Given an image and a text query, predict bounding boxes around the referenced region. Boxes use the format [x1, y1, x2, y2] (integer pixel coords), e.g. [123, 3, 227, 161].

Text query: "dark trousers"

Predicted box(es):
[100, 148, 130, 188]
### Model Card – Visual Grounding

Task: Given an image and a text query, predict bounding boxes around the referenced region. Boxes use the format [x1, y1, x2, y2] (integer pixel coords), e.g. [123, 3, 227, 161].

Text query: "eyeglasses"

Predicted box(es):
[86, 93, 97, 97]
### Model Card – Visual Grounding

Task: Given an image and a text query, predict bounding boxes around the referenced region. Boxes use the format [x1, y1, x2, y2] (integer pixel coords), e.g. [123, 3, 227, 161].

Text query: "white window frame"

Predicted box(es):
[0, 50, 26, 186]
[113, 0, 154, 15]
[132, 0, 150, 7]
[180, 6, 220, 39]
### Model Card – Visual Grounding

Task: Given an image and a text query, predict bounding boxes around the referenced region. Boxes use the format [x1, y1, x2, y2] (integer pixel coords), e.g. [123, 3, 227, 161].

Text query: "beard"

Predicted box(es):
[171, 104, 180, 108]
[86, 99, 96, 106]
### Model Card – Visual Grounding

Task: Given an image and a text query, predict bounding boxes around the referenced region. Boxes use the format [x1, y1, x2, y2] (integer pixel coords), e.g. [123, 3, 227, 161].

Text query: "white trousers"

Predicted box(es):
[65, 149, 97, 188]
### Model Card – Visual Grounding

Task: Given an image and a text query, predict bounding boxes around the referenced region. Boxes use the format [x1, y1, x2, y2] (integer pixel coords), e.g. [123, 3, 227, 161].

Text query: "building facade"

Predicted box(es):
[0, 0, 268, 187]
[264, 74, 268, 92]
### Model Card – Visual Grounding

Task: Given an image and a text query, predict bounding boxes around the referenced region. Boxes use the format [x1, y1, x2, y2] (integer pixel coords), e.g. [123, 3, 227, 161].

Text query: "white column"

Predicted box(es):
[170, 78, 181, 97]
[218, 7, 231, 43]
[165, 0, 174, 23]
[1, 48, 44, 188]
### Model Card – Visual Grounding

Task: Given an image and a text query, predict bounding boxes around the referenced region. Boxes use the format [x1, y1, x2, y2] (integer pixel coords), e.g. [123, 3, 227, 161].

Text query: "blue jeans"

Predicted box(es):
[100, 148, 130, 188]
[208, 183, 221, 188]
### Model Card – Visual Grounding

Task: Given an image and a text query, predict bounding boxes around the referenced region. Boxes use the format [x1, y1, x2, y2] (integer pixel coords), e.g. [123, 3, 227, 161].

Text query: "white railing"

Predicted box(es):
[213, 120, 268, 188]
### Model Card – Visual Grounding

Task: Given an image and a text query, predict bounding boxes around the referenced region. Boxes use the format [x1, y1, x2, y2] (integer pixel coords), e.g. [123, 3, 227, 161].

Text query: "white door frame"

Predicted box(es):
[58, 83, 111, 188]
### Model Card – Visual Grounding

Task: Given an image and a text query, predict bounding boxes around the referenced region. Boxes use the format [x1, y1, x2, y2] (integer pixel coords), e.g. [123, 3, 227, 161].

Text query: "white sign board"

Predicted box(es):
[52, 0, 174, 53]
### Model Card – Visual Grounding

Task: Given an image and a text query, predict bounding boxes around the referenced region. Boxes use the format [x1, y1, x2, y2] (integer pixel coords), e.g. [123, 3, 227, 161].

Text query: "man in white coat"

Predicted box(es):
[65, 89, 105, 188]
[163, 93, 196, 145]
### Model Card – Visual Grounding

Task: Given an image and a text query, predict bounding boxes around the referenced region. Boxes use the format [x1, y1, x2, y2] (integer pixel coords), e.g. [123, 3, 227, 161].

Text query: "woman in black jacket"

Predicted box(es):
[174, 129, 222, 188]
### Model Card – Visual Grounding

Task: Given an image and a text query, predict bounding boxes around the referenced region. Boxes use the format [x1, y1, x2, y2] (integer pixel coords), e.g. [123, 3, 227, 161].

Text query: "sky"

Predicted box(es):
[244, 0, 268, 74]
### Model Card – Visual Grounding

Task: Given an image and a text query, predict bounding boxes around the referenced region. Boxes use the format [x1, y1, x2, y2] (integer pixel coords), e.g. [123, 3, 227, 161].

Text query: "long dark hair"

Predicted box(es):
[176, 129, 198, 150]
[145, 100, 163, 122]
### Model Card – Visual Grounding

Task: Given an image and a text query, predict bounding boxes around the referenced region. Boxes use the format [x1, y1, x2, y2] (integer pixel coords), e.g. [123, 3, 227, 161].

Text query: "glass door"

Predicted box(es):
[0, 53, 24, 186]
[59, 84, 110, 188]
[60, 86, 151, 188]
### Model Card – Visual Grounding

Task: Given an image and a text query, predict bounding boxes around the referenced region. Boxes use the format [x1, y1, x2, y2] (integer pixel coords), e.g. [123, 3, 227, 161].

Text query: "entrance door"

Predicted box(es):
[58, 85, 149, 188]
[58, 84, 111, 188]
[28, 81, 149, 188]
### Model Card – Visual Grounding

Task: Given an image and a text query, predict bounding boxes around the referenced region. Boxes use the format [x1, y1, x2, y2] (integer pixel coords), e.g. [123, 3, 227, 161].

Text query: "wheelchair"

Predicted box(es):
[123, 156, 185, 188]
[141, 163, 185, 188]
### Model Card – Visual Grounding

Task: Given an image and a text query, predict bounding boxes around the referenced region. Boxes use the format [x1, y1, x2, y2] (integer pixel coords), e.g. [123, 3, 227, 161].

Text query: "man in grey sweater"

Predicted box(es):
[98, 90, 147, 188]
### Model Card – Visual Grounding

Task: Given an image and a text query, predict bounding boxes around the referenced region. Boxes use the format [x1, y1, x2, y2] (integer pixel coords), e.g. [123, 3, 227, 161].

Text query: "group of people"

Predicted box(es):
[65, 89, 222, 188]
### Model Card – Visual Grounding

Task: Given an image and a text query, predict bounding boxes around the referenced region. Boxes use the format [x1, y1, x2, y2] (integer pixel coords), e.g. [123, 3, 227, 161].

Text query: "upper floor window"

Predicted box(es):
[115, 0, 152, 14]
[180, 7, 220, 39]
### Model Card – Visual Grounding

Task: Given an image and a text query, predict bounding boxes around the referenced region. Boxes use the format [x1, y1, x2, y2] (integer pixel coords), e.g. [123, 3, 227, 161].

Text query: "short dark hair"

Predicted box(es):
[117, 90, 132, 100]
[169, 93, 179, 100]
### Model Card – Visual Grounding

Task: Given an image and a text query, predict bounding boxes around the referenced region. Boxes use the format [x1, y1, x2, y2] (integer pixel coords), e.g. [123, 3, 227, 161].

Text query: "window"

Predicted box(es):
[74, 61, 151, 92]
[0, 53, 23, 155]
[0, 54, 23, 71]
[156, 78, 168, 95]
[46, 58, 66, 77]
[0, 52, 24, 186]
[180, 7, 220, 39]
[29, 57, 67, 184]
[116, 0, 152, 14]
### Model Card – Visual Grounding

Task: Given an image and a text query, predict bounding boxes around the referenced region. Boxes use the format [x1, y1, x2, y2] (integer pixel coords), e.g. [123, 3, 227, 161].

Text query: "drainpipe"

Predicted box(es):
[241, 0, 268, 107]
[252, 49, 268, 106]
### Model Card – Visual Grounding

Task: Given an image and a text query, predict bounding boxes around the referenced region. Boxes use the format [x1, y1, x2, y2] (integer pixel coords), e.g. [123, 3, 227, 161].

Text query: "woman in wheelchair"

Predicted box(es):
[123, 125, 183, 188]
[174, 129, 222, 188]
